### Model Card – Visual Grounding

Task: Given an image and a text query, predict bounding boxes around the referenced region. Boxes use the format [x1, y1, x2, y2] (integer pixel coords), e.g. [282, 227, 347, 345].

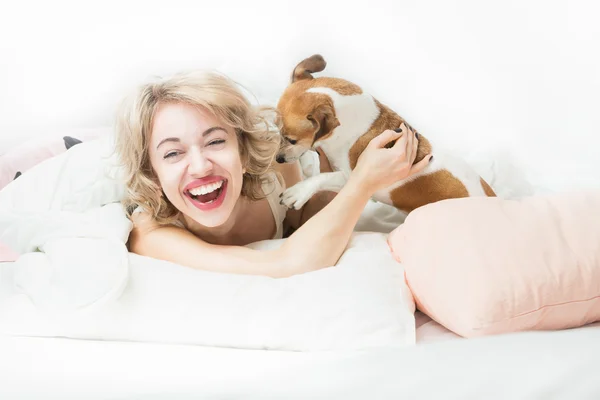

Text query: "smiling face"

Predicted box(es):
[149, 102, 245, 228]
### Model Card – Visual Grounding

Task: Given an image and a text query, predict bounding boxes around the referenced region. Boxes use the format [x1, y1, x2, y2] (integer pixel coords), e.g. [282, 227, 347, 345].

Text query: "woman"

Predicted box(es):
[115, 70, 431, 278]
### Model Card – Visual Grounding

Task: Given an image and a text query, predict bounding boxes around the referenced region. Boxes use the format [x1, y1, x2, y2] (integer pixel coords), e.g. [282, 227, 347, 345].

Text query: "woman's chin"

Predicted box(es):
[183, 198, 234, 228]
[177, 182, 242, 229]
[195, 214, 230, 228]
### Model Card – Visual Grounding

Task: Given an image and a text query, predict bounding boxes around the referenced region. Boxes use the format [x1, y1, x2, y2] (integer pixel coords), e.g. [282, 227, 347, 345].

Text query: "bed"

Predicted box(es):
[1, 135, 599, 399]
[3, 1, 600, 397]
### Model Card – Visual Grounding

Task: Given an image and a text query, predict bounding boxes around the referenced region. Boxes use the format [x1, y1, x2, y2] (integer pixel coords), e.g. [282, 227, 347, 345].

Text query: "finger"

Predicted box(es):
[405, 125, 415, 161]
[391, 123, 406, 146]
[392, 123, 411, 150]
[409, 154, 433, 175]
[392, 127, 408, 158]
[409, 131, 419, 163]
[369, 129, 404, 149]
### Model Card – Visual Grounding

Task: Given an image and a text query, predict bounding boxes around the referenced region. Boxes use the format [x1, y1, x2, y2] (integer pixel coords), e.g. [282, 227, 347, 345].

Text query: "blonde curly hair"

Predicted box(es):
[114, 70, 282, 225]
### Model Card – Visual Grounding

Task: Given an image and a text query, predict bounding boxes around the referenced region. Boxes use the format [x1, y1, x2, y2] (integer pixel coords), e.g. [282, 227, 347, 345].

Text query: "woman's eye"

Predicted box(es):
[208, 139, 226, 146]
[164, 151, 180, 159]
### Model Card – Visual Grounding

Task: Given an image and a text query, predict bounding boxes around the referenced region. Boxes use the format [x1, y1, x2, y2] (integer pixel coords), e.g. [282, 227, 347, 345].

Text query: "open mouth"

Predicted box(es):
[185, 179, 227, 210]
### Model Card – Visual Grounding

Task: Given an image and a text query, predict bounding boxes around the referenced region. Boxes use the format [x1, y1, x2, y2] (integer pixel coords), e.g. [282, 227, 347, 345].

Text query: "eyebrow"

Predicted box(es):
[156, 126, 228, 150]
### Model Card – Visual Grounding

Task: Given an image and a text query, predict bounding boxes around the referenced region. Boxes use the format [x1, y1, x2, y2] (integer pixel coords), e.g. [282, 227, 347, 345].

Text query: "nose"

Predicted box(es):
[276, 155, 285, 163]
[188, 148, 213, 175]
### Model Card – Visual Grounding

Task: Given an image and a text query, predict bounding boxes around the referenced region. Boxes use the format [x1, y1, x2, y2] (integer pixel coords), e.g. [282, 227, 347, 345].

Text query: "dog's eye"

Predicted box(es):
[285, 137, 297, 145]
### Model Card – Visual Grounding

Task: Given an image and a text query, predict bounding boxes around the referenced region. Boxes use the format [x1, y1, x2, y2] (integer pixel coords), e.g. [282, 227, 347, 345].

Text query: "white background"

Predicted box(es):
[1, 0, 599, 191]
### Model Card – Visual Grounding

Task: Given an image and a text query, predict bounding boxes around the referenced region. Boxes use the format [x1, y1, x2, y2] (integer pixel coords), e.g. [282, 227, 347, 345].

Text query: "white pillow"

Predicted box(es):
[0, 232, 415, 351]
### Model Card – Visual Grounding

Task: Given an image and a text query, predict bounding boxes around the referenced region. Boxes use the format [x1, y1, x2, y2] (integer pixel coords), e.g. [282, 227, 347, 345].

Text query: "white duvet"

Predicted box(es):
[0, 135, 131, 311]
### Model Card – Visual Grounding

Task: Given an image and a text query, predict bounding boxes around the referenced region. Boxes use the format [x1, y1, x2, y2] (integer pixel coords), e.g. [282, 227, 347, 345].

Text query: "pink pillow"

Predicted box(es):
[0, 129, 107, 191]
[388, 190, 600, 338]
[0, 241, 18, 263]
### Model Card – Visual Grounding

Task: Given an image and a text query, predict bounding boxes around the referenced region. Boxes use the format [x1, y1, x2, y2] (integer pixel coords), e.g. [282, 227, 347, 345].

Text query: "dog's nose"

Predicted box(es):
[276, 155, 285, 163]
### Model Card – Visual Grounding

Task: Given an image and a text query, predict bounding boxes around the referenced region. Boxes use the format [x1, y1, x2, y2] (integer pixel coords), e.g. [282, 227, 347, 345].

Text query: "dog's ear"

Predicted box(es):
[307, 102, 340, 145]
[291, 54, 327, 83]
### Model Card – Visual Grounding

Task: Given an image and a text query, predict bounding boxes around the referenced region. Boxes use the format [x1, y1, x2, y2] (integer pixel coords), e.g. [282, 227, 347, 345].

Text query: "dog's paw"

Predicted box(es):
[280, 180, 319, 210]
[299, 151, 319, 178]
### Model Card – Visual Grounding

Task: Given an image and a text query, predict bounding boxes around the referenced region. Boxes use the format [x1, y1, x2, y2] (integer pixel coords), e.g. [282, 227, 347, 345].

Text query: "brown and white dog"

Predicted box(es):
[275, 54, 496, 217]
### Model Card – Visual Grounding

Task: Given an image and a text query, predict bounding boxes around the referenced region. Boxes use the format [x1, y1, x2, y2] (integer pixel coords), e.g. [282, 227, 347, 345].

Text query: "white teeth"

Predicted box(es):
[189, 180, 223, 196]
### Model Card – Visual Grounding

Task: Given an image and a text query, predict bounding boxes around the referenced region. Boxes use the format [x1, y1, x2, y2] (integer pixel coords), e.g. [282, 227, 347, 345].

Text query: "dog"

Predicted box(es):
[274, 54, 496, 217]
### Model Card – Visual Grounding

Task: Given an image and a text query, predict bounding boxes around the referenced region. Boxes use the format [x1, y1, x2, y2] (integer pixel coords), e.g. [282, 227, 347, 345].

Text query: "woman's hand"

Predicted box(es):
[349, 123, 433, 194]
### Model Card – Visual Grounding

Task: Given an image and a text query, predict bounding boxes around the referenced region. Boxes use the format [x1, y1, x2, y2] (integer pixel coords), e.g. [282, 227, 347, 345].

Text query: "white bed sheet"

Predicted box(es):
[1, 322, 599, 400]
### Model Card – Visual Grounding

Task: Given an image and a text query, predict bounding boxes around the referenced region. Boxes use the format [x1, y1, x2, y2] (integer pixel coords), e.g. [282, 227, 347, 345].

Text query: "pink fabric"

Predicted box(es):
[0, 129, 106, 191]
[0, 242, 18, 262]
[388, 190, 600, 338]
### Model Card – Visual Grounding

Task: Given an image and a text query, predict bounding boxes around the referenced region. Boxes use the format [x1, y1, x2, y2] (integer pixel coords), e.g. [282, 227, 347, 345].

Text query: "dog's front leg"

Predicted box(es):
[280, 171, 347, 210]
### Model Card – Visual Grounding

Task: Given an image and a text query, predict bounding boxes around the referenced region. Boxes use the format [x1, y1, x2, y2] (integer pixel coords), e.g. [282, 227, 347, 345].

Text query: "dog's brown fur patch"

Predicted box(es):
[311, 77, 363, 96]
[282, 77, 363, 100]
[310, 99, 341, 144]
[348, 100, 432, 169]
[389, 170, 470, 213]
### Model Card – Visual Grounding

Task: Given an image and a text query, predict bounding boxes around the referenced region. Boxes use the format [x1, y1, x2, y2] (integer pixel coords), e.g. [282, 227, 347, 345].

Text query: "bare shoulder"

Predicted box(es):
[130, 209, 160, 233]
[128, 210, 169, 252]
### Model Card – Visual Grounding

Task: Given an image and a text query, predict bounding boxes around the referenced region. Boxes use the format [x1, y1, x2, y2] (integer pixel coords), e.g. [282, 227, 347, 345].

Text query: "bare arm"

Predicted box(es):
[129, 125, 431, 278]
[129, 176, 371, 278]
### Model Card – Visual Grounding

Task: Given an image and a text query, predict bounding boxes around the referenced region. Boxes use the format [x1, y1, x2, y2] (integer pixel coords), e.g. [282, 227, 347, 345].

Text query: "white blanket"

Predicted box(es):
[0, 135, 131, 312]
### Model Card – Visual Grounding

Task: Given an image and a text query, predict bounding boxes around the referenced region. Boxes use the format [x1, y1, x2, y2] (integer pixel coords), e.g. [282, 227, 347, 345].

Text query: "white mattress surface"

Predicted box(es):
[1, 321, 599, 400]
